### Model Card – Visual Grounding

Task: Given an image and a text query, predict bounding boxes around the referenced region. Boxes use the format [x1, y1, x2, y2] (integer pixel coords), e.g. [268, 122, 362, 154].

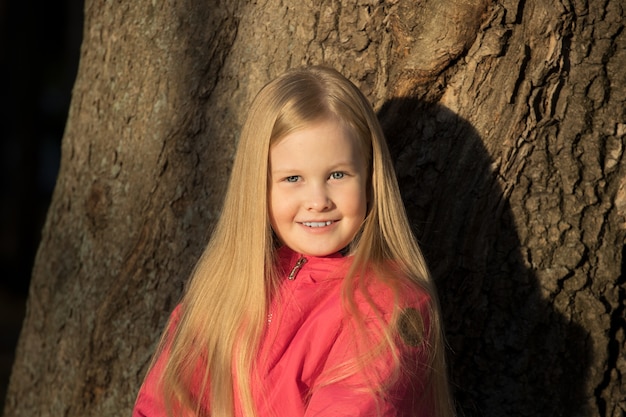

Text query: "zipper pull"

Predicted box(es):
[288, 257, 307, 280]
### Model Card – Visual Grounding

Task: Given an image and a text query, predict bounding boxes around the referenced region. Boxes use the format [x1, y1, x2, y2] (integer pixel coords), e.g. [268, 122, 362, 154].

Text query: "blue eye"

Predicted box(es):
[330, 172, 345, 180]
[285, 175, 300, 183]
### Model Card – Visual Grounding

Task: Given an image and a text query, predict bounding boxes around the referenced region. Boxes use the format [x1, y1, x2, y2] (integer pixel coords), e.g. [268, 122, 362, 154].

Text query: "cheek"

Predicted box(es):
[268, 187, 291, 225]
[358, 182, 369, 218]
[345, 186, 368, 221]
[267, 187, 279, 227]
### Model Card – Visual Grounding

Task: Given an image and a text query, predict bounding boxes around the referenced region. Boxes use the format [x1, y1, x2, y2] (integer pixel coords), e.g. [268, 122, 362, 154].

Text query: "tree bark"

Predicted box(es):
[4, 0, 625, 417]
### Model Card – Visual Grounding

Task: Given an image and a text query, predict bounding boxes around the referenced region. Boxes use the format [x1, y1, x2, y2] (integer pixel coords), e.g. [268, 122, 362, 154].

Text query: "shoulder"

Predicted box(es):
[357, 264, 432, 316]
[353, 265, 433, 345]
[167, 303, 184, 326]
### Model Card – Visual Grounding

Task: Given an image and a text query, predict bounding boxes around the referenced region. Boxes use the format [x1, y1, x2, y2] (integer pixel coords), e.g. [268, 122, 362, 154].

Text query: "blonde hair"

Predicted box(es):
[151, 66, 454, 417]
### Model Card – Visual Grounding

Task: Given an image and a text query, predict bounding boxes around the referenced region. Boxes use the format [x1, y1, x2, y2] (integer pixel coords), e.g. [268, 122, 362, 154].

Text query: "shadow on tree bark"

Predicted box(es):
[379, 98, 592, 417]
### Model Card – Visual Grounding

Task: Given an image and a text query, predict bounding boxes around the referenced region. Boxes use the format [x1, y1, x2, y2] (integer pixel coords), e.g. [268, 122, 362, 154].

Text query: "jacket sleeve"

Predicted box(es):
[304, 294, 434, 417]
[133, 305, 182, 417]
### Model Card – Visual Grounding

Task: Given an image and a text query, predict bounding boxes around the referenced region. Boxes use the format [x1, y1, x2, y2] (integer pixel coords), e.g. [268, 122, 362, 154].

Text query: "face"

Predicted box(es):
[268, 118, 368, 257]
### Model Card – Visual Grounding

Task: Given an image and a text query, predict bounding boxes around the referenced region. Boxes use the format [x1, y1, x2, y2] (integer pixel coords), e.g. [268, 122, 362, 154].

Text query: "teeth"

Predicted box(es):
[302, 221, 332, 227]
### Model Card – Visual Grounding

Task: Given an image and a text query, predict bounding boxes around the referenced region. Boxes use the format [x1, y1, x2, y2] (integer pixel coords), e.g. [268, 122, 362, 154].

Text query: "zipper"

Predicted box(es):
[268, 256, 308, 325]
[288, 257, 307, 280]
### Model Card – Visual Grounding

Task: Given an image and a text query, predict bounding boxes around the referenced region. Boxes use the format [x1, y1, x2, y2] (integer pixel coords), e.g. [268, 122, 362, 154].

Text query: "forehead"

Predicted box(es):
[272, 118, 354, 149]
[270, 119, 365, 168]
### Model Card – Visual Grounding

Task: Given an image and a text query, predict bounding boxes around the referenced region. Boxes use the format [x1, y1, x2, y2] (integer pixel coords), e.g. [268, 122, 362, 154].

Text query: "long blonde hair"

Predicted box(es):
[152, 66, 454, 417]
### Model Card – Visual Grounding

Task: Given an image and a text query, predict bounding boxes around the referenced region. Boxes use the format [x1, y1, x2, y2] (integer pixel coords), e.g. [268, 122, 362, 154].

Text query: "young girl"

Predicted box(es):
[133, 66, 455, 417]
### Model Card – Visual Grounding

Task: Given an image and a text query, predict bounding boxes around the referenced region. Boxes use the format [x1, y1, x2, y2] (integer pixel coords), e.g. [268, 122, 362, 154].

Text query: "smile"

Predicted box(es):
[301, 221, 334, 228]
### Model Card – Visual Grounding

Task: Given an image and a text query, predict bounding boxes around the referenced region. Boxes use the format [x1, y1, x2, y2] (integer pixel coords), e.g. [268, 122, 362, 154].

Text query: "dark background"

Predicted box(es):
[0, 0, 83, 409]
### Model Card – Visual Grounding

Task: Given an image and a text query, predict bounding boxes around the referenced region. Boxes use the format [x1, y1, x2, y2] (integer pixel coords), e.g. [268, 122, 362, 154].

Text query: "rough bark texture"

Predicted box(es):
[4, 0, 625, 417]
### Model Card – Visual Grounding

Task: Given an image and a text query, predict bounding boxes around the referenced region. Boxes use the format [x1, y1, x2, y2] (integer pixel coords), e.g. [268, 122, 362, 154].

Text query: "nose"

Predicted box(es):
[306, 183, 331, 211]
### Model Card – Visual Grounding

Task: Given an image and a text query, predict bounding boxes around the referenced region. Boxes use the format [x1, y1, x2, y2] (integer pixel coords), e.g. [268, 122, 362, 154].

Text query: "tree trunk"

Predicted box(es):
[4, 1, 625, 417]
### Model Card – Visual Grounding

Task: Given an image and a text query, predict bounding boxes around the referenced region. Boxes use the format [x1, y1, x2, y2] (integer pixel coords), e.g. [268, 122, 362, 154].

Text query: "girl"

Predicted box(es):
[133, 66, 455, 417]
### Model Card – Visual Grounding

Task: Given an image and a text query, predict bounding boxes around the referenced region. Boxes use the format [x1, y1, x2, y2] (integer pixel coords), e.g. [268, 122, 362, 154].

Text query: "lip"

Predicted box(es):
[297, 220, 338, 230]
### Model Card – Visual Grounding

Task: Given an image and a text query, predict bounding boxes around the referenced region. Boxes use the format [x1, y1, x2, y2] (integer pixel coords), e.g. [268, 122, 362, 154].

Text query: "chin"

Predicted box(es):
[304, 247, 342, 257]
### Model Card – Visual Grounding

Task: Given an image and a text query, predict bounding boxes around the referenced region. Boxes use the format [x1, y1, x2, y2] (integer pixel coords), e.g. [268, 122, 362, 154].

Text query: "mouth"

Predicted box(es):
[300, 220, 334, 228]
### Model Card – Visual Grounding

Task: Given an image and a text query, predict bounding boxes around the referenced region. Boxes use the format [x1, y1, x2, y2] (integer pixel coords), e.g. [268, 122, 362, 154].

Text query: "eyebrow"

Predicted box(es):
[270, 161, 359, 173]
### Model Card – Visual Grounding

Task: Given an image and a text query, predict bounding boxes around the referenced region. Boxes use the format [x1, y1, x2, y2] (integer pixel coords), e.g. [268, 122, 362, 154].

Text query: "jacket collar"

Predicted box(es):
[276, 246, 351, 282]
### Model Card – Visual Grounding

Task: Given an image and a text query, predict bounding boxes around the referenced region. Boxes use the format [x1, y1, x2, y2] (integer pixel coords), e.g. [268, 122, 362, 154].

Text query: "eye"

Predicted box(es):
[330, 172, 345, 180]
[285, 175, 300, 183]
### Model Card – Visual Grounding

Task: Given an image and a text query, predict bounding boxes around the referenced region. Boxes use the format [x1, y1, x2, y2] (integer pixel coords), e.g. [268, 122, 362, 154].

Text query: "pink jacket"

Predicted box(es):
[134, 247, 435, 416]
